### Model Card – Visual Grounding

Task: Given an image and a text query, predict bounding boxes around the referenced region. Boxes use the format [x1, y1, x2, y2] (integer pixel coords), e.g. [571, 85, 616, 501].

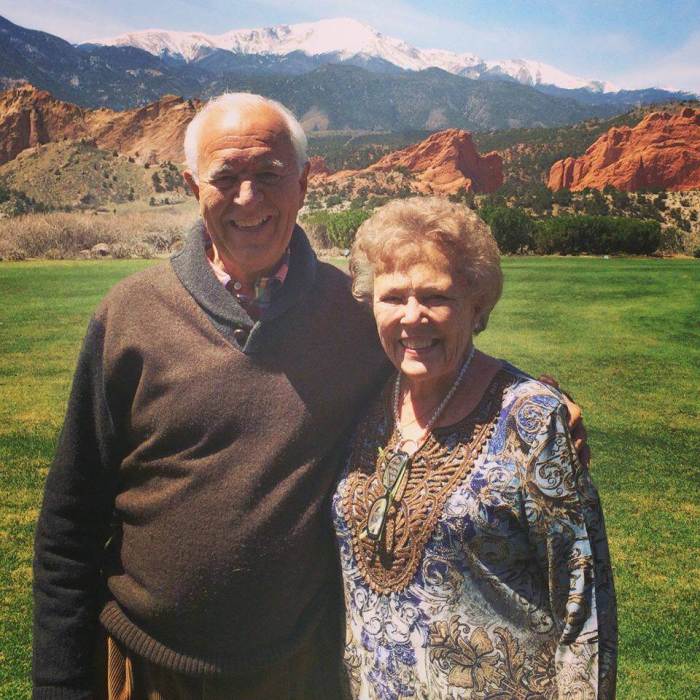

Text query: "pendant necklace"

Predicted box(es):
[392, 344, 476, 454]
[361, 345, 476, 545]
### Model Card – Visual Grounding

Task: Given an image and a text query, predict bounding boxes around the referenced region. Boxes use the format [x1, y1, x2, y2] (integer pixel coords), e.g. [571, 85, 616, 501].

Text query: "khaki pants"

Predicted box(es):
[94, 625, 349, 700]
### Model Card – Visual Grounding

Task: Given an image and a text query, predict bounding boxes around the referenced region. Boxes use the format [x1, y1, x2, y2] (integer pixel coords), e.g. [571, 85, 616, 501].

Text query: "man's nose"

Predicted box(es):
[233, 179, 262, 206]
[401, 297, 424, 324]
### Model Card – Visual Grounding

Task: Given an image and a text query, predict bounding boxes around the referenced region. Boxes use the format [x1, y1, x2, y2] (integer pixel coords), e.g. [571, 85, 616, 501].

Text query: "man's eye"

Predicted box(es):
[211, 175, 236, 188]
[380, 295, 402, 304]
[257, 171, 282, 184]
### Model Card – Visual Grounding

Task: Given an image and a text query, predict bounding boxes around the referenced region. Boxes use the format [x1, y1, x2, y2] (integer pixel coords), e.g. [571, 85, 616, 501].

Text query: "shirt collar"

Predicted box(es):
[203, 229, 290, 314]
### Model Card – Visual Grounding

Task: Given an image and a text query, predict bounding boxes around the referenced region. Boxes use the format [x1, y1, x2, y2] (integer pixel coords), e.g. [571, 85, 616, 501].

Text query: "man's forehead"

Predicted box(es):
[198, 109, 294, 168]
[204, 137, 274, 161]
[201, 106, 290, 147]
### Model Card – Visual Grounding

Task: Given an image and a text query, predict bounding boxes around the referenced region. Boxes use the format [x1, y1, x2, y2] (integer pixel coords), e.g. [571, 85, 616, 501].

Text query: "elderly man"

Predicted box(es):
[33, 93, 586, 699]
[33, 93, 389, 698]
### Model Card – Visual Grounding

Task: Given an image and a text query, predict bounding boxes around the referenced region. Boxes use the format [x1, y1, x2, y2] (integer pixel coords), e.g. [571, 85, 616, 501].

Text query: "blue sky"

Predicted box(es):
[2, 0, 699, 92]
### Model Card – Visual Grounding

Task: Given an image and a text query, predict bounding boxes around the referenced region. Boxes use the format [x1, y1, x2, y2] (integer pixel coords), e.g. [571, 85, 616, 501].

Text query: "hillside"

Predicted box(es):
[203, 65, 619, 131]
[0, 84, 199, 166]
[307, 130, 433, 170]
[0, 140, 185, 210]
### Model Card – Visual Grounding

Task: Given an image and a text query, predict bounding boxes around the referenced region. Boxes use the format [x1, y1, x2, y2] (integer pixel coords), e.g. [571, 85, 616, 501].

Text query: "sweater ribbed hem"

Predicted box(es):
[99, 588, 333, 676]
[33, 688, 92, 699]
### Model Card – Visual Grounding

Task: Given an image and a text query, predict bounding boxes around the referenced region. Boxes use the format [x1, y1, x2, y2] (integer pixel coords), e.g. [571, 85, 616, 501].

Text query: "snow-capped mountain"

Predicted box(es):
[482, 59, 618, 92]
[90, 17, 617, 93]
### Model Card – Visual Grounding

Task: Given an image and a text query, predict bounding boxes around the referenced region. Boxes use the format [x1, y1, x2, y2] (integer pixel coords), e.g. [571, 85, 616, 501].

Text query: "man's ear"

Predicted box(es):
[184, 171, 200, 201]
[298, 161, 310, 207]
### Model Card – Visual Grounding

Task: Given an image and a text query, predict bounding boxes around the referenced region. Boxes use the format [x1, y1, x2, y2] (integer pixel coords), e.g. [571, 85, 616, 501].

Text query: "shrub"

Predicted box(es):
[480, 206, 534, 254]
[533, 215, 661, 255]
[610, 189, 631, 210]
[110, 243, 132, 259]
[552, 188, 572, 206]
[111, 241, 155, 259]
[301, 216, 331, 249]
[0, 210, 197, 259]
[301, 209, 373, 249]
[325, 209, 372, 248]
[449, 187, 476, 208]
[658, 227, 686, 254]
[142, 232, 181, 253]
[0, 238, 27, 261]
[582, 191, 609, 216]
[324, 193, 343, 207]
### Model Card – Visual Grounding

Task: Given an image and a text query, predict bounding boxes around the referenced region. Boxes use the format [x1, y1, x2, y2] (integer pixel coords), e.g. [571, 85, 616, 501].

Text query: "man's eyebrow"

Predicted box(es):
[207, 159, 286, 178]
[261, 159, 286, 169]
[207, 165, 236, 179]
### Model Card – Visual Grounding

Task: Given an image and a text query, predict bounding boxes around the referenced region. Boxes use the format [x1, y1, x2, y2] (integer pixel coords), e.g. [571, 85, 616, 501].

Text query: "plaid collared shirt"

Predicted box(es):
[203, 230, 289, 320]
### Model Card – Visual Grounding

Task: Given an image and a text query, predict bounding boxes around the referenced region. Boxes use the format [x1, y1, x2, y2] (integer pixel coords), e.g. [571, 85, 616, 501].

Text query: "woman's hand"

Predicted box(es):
[538, 374, 590, 468]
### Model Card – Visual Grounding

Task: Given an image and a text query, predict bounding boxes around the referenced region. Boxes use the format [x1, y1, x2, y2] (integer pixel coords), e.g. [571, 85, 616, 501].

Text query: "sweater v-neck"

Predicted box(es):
[170, 221, 318, 354]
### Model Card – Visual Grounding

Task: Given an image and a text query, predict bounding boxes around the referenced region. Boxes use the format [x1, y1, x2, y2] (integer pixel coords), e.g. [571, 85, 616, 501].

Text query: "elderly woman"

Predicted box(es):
[333, 197, 617, 699]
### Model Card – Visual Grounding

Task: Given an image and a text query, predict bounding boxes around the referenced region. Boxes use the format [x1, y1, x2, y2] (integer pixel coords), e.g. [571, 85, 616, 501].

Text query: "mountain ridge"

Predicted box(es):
[90, 17, 619, 93]
[0, 14, 694, 130]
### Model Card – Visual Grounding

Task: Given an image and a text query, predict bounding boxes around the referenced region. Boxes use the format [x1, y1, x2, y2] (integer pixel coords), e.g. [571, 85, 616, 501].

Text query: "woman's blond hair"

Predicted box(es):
[350, 197, 502, 333]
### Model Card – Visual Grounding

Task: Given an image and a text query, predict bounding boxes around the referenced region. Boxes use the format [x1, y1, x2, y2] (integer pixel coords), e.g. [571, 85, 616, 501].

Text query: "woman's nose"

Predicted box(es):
[401, 297, 424, 324]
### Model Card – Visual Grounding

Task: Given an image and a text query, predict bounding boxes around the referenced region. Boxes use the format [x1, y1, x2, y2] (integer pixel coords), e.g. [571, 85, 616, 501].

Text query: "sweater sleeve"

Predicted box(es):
[33, 318, 120, 699]
[522, 403, 617, 699]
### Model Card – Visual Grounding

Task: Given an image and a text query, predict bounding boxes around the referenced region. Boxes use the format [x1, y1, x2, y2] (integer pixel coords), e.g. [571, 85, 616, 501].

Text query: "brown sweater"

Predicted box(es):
[33, 224, 390, 697]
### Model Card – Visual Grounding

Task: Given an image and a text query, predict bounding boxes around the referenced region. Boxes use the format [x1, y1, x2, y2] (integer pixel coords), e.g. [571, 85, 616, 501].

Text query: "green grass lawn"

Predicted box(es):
[1, 257, 698, 698]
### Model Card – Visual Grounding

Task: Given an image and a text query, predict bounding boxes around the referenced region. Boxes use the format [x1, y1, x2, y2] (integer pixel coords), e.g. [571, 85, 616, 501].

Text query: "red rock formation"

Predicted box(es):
[0, 84, 200, 166]
[365, 129, 502, 194]
[307, 155, 331, 176]
[0, 84, 89, 164]
[312, 129, 502, 195]
[548, 107, 700, 192]
[320, 129, 501, 195]
[85, 95, 199, 164]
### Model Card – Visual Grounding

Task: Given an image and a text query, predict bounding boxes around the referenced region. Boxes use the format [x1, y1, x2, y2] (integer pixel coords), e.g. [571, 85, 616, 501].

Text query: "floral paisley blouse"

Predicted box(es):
[333, 365, 617, 700]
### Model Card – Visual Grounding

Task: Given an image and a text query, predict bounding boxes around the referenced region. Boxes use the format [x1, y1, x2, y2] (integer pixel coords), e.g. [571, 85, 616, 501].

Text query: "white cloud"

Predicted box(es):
[0, 2, 131, 43]
[611, 30, 700, 94]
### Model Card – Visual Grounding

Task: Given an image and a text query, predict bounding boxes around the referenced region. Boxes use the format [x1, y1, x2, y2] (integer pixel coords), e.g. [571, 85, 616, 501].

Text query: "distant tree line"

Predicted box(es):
[480, 205, 662, 255]
[300, 202, 667, 256]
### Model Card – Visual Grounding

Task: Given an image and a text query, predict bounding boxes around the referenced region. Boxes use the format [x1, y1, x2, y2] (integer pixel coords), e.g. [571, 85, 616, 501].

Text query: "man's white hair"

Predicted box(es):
[184, 93, 308, 182]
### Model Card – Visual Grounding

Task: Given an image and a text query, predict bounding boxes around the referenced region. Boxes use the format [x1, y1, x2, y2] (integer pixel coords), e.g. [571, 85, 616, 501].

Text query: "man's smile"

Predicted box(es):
[226, 214, 273, 233]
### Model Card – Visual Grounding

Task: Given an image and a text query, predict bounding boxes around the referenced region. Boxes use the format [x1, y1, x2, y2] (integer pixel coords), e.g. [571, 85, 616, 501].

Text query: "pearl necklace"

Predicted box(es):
[392, 345, 476, 453]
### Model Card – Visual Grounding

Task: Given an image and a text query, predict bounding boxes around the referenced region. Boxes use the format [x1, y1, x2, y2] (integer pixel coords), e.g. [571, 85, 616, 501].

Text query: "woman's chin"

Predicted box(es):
[399, 359, 447, 385]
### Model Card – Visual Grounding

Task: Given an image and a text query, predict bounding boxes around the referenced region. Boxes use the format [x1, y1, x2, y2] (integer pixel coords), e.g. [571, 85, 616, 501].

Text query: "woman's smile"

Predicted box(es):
[372, 257, 477, 392]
